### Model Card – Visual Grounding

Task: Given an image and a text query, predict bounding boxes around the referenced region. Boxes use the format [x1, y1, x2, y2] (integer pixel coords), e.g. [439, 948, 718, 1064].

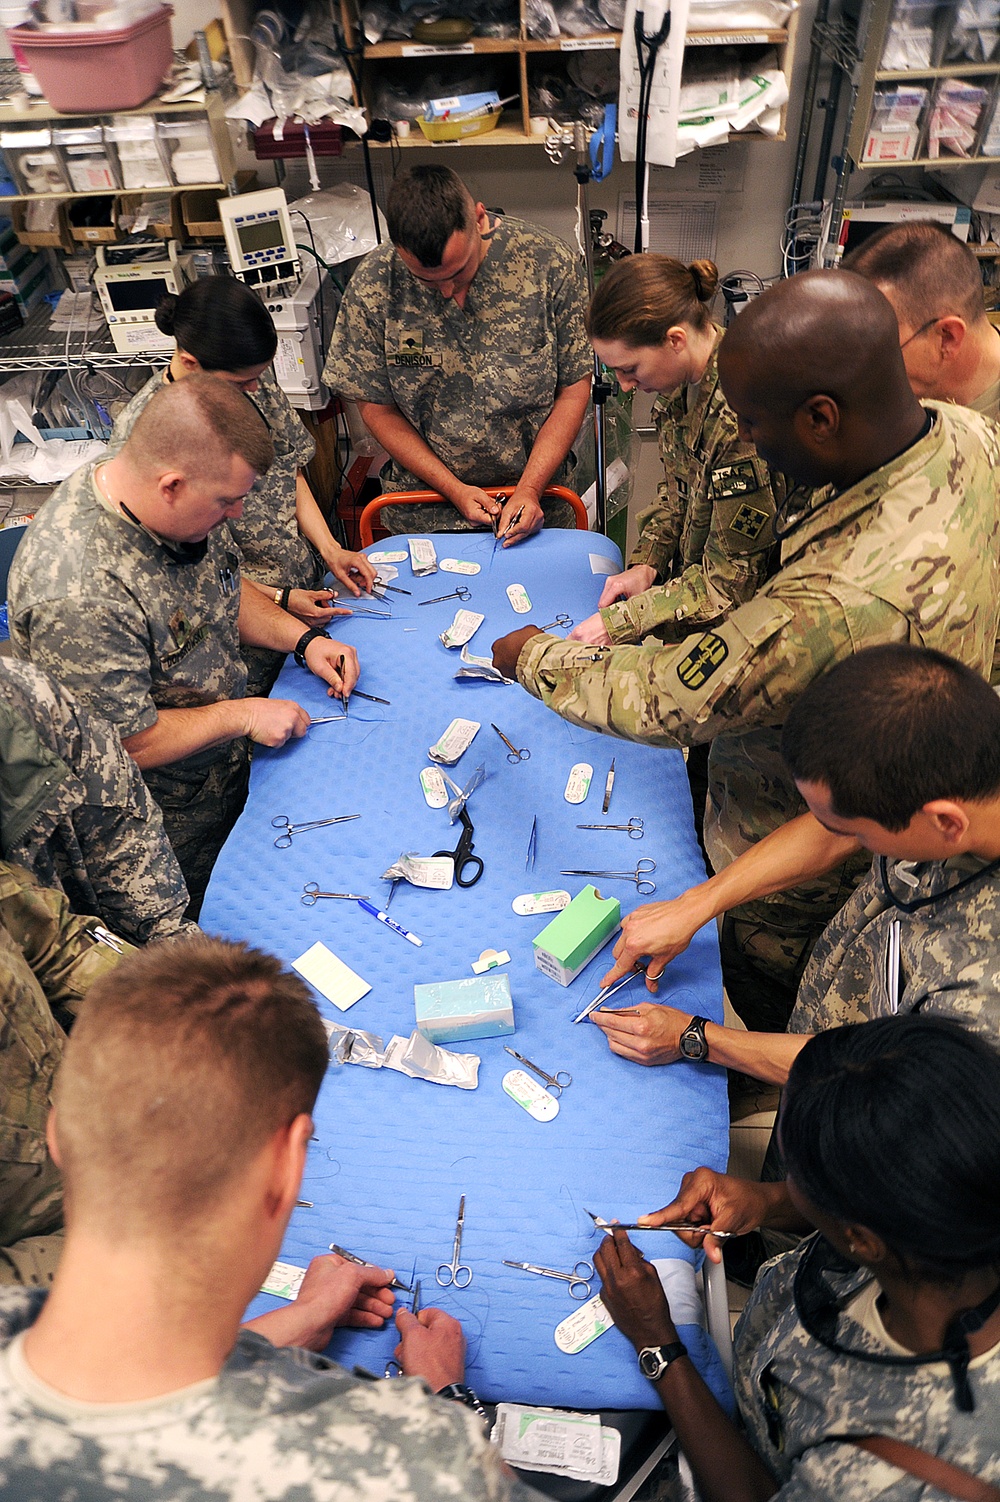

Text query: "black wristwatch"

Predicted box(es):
[438, 1381, 487, 1420]
[638, 1341, 688, 1381]
[293, 627, 331, 669]
[678, 1015, 710, 1061]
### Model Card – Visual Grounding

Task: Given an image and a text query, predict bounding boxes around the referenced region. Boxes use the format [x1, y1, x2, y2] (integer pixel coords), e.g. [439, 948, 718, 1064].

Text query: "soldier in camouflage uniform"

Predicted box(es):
[494, 271, 1000, 1030]
[0, 860, 129, 1287]
[109, 277, 375, 697]
[323, 164, 592, 542]
[8, 378, 361, 916]
[0, 936, 544, 1501]
[570, 256, 780, 649]
[592, 646, 1000, 1078]
[592, 1019, 1000, 1501]
[0, 659, 194, 945]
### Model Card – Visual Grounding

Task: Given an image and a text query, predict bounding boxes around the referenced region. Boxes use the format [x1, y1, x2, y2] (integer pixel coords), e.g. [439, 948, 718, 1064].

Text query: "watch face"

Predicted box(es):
[679, 1020, 707, 1060]
[638, 1349, 665, 1379]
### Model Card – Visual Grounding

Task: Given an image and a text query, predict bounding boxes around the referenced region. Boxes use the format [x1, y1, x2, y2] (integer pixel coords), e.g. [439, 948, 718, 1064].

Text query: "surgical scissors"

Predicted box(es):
[560, 859, 656, 894]
[418, 585, 472, 605]
[491, 723, 530, 763]
[586, 1209, 737, 1241]
[540, 614, 573, 631]
[502, 1259, 594, 1300]
[436, 1195, 473, 1287]
[272, 813, 360, 848]
[302, 883, 370, 904]
[504, 1046, 571, 1097]
[577, 818, 644, 840]
[433, 806, 484, 887]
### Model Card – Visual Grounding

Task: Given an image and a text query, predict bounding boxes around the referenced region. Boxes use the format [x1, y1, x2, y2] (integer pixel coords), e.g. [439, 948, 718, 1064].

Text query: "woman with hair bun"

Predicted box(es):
[569, 254, 782, 651]
[595, 1015, 1000, 1501]
[110, 276, 376, 695]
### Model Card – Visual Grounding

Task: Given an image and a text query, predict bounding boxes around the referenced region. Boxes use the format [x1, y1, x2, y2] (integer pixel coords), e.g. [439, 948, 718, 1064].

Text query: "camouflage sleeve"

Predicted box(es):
[16, 596, 158, 740]
[322, 259, 395, 406]
[551, 250, 593, 389]
[0, 863, 129, 1012]
[517, 583, 907, 748]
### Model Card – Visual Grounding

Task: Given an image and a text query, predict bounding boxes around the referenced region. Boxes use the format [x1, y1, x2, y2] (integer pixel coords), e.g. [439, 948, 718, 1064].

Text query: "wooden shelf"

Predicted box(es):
[0, 89, 231, 125]
[362, 26, 789, 58]
[856, 154, 1000, 168]
[0, 182, 225, 201]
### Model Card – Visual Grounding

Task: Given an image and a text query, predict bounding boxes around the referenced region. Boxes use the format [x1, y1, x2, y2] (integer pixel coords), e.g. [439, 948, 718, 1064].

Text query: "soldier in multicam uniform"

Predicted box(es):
[590, 1018, 1000, 1501]
[323, 164, 592, 544]
[0, 859, 129, 1287]
[0, 658, 194, 945]
[590, 646, 1000, 1084]
[109, 277, 375, 696]
[0, 938, 545, 1502]
[844, 218, 1000, 422]
[568, 254, 781, 651]
[493, 270, 1000, 1031]
[8, 377, 361, 916]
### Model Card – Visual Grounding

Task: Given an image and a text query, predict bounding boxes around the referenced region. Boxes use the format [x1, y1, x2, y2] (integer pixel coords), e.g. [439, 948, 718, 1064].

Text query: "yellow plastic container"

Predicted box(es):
[416, 110, 503, 142]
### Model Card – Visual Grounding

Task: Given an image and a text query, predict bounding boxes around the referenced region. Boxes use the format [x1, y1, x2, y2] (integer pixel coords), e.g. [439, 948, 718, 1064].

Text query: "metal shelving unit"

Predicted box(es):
[0, 302, 168, 373]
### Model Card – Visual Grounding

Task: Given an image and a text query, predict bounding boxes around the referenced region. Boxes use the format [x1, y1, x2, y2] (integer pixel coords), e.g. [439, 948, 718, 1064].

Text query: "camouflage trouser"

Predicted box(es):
[1, 960, 65, 1282]
[379, 496, 578, 536]
[719, 914, 816, 1034]
[0, 1231, 63, 1286]
[149, 744, 251, 919]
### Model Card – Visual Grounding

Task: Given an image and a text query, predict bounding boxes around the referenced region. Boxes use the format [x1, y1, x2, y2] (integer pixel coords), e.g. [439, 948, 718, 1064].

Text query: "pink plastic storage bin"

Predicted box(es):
[6, 6, 173, 112]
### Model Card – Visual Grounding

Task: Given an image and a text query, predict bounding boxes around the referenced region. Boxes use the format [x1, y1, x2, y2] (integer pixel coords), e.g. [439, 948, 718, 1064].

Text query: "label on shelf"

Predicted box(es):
[560, 35, 617, 50]
[402, 42, 476, 56]
[686, 30, 775, 44]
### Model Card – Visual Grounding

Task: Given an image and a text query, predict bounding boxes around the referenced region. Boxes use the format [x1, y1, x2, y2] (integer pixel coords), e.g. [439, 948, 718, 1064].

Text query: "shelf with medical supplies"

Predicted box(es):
[848, 0, 1000, 169]
[0, 299, 169, 372]
[0, 90, 236, 202]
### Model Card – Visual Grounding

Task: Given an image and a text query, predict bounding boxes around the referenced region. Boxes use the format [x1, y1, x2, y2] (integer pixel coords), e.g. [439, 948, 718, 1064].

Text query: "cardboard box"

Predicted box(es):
[533, 884, 621, 986]
[9, 200, 75, 254]
[414, 973, 514, 1045]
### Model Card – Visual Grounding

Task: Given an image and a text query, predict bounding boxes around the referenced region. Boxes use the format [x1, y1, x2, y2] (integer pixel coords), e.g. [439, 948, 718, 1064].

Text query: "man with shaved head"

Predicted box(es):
[8, 376, 362, 914]
[844, 220, 1000, 418]
[493, 269, 1000, 1030]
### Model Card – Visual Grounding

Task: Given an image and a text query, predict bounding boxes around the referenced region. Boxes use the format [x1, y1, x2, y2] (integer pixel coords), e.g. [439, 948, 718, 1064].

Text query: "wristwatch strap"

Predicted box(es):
[280, 585, 292, 613]
[437, 1381, 487, 1419]
[293, 627, 330, 669]
[638, 1340, 688, 1381]
[679, 1015, 710, 1061]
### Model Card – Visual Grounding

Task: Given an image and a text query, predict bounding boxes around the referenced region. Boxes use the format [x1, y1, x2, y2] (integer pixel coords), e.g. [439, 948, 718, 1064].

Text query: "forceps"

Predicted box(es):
[436, 1195, 473, 1287]
[503, 1259, 594, 1301]
[385, 1280, 422, 1376]
[561, 859, 657, 894]
[418, 585, 472, 605]
[540, 614, 573, 631]
[491, 723, 530, 762]
[433, 806, 484, 886]
[504, 1046, 571, 1097]
[577, 818, 644, 840]
[302, 883, 370, 904]
[272, 813, 360, 848]
[328, 1244, 411, 1292]
[586, 1209, 736, 1241]
[573, 964, 648, 1024]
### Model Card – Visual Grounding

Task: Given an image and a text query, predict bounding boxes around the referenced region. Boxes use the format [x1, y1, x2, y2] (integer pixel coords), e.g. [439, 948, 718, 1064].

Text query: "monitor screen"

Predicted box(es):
[105, 276, 170, 312]
[237, 218, 286, 254]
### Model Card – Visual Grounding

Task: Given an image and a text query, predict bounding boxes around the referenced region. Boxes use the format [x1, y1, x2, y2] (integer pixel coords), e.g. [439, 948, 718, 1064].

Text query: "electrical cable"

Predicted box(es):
[329, 4, 381, 249]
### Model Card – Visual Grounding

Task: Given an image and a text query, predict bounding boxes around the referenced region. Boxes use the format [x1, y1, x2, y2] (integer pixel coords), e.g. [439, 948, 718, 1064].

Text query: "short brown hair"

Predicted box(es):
[842, 220, 986, 329]
[128, 372, 274, 483]
[386, 164, 474, 267]
[587, 254, 719, 346]
[54, 936, 328, 1230]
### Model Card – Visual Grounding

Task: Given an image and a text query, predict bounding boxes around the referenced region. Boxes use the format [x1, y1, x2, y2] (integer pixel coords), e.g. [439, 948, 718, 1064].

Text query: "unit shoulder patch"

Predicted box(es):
[676, 632, 729, 689]
[728, 502, 770, 540]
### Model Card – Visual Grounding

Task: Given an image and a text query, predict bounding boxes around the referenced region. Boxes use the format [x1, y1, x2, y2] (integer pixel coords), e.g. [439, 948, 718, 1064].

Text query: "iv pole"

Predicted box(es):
[573, 121, 612, 537]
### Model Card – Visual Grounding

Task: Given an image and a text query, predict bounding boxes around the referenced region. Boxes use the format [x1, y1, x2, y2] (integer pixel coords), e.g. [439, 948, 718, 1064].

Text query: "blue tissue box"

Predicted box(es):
[414, 973, 514, 1044]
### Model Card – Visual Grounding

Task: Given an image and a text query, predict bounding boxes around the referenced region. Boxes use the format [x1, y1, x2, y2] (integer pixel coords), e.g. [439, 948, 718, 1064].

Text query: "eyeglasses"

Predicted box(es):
[900, 316, 943, 350]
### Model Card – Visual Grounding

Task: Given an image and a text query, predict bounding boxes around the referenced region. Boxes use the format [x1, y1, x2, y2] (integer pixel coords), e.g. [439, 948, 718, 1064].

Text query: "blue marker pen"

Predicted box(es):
[357, 898, 423, 947]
